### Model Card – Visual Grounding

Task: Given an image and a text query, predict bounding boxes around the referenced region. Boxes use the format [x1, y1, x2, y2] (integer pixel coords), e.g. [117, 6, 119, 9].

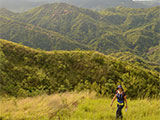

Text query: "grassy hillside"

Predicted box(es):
[0, 92, 160, 120]
[0, 4, 160, 64]
[0, 39, 159, 98]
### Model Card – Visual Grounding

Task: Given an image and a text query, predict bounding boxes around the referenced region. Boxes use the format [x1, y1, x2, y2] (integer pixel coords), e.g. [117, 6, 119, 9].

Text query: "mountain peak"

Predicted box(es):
[0, 8, 14, 15]
[41, 3, 79, 10]
[26, 3, 82, 17]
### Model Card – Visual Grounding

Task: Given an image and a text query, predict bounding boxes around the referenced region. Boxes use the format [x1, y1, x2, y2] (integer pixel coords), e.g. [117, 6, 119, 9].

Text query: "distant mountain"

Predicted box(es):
[135, 0, 160, 8]
[146, 45, 160, 64]
[0, 8, 15, 16]
[0, 0, 158, 12]
[109, 52, 160, 72]
[0, 15, 89, 50]
[44, 0, 146, 9]
[0, 0, 46, 12]
[0, 3, 160, 64]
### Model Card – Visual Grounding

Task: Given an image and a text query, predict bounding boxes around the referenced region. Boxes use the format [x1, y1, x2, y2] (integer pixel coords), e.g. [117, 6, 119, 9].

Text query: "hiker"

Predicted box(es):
[110, 85, 128, 119]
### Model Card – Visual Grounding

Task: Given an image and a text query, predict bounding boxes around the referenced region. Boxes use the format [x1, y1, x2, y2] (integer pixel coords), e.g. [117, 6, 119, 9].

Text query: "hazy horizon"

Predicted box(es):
[0, 0, 160, 12]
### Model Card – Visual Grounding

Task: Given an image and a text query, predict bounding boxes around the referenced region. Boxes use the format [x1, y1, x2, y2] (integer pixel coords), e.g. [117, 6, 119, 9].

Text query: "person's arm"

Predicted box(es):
[110, 94, 117, 107]
[124, 96, 128, 109]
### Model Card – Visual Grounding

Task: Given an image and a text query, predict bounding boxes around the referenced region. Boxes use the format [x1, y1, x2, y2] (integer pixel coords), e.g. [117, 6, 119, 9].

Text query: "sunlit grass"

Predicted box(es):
[0, 92, 160, 120]
[68, 98, 160, 120]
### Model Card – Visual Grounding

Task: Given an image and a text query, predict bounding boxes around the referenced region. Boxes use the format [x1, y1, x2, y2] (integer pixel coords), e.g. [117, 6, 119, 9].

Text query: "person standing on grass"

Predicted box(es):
[110, 85, 128, 119]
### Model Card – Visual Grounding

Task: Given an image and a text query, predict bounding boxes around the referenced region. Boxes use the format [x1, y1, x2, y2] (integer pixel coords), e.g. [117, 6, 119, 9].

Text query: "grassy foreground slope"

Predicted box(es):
[0, 92, 160, 120]
[0, 39, 159, 98]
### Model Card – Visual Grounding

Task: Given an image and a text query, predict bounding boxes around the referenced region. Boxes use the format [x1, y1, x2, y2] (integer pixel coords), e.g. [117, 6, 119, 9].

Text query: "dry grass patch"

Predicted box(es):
[0, 92, 95, 120]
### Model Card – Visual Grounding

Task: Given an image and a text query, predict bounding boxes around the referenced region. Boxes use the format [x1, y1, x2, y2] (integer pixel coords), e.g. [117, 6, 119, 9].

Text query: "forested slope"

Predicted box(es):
[0, 4, 160, 64]
[0, 15, 89, 50]
[0, 40, 159, 98]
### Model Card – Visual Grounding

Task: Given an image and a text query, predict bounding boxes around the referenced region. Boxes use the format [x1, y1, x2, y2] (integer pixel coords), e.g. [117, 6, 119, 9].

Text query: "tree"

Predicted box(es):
[0, 43, 6, 95]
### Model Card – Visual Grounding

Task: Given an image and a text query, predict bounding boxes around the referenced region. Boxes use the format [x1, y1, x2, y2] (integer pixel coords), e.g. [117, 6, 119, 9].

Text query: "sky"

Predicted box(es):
[133, 0, 152, 1]
[133, 0, 160, 1]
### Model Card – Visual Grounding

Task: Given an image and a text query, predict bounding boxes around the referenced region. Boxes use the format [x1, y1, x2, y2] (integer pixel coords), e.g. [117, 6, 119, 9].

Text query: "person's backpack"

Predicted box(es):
[116, 90, 125, 100]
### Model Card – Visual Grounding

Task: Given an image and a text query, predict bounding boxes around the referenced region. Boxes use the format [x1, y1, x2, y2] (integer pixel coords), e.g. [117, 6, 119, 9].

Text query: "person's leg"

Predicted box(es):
[116, 104, 124, 120]
[116, 104, 121, 119]
[119, 105, 124, 119]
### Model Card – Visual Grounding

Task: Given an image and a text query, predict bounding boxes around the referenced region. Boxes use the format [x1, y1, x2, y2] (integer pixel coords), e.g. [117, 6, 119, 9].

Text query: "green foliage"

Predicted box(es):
[0, 40, 159, 98]
[146, 45, 160, 64]
[0, 4, 160, 64]
[0, 16, 89, 51]
[0, 4, 160, 98]
[0, 43, 9, 95]
[0, 43, 4, 69]
[109, 52, 160, 72]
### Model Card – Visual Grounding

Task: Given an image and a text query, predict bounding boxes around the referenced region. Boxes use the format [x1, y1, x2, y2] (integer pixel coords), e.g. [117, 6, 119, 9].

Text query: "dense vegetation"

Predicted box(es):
[109, 52, 160, 72]
[0, 16, 89, 51]
[146, 45, 160, 64]
[0, 3, 160, 65]
[0, 39, 159, 98]
[0, 3, 159, 120]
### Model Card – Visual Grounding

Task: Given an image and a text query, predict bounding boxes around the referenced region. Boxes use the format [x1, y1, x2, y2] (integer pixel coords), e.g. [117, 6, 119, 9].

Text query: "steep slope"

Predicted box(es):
[0, 16, 89, 50]
[0, 39, 159, 98]
[0, 4, 160, 64]
[109, 52, 160, 72]
[146, 45, 160, 65]
[15, 3, 101, 42]
[123, 22, 160, 54]
[0, 8, 17, 16]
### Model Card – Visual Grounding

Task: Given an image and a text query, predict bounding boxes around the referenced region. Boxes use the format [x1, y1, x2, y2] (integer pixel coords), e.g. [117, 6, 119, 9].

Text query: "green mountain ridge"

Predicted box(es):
[109, 52, 160, 72]
[0, 15, 89, 51]
[146, 45, 160, 64]
[0, 3, 160, 64]
[0, 39, 159, 98]
[0, 8, 16, 16]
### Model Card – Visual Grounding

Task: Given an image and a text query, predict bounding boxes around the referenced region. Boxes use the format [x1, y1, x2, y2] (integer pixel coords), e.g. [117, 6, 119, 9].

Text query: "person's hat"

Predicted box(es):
[117, 85, 123, 90]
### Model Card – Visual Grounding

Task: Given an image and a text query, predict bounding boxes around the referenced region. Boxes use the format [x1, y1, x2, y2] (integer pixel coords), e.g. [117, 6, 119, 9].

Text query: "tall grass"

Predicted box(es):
[68, 98, 160, 120]
[0, 92, 159, 120]
[0, 92, 95, 120]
